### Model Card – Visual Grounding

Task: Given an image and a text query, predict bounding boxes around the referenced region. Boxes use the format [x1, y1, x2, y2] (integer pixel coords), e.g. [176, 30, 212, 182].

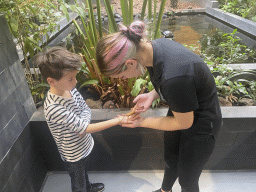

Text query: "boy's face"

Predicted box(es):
[48, 70, 78, 92]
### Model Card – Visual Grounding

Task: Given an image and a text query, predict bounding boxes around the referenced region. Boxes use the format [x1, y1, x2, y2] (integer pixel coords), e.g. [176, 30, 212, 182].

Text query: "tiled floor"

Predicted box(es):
[41, 170, 256, 192]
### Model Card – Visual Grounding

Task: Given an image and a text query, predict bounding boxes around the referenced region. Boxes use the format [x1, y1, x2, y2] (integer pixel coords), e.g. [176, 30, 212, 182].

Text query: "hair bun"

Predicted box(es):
[119, 21, 145, 44]
[129, 21, 145, 37]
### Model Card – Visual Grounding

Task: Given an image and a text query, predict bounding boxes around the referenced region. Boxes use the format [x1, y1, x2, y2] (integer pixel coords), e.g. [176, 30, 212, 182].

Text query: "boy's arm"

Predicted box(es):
[46, 104, 130, 137]
[78, 117, 122, 137]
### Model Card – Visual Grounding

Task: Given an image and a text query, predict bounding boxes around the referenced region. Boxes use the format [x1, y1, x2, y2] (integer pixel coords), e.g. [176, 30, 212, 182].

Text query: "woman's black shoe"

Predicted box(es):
[152, 189, 172, 192]
[88, 183, 105, 192]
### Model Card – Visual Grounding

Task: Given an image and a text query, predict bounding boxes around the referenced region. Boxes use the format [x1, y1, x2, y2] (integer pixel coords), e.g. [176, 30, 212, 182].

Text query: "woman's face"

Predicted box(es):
[109, 59, 144, 79]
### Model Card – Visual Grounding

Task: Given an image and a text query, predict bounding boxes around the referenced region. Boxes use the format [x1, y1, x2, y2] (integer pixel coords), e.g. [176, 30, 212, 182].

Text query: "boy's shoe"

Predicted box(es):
[88, 183, 105, 192]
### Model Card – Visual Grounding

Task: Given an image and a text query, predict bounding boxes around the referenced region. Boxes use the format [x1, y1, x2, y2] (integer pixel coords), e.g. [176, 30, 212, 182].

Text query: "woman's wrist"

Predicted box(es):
[149, 89, 160, 100]
[138, 116, 146, 127]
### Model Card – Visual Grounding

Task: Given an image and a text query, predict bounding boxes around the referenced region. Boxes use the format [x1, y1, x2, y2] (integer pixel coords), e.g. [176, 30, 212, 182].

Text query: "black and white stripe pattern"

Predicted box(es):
[44, 88, 94, 162]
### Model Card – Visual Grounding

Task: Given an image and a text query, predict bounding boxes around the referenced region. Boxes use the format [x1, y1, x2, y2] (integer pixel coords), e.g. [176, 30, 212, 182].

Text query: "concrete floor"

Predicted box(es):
[41, 170, 256, 192]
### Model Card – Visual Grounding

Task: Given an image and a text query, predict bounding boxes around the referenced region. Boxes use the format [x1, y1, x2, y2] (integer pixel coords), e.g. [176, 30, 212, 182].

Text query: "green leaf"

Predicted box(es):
[96, 0, 103, 38]
[76, 6, 87, 20]
[152, 98, 160, 108]
[120, 0, 129, 25]
[145, 81, 154, 91]
[24, 37, 35, 57]
[31, 83, 50, 90]
[131, 79, 147, 96]
[79, 79, 99, 89]
[140, 0, 148, 20]
[61, 3, 69, 21]
[148, 0, 152, 20]
[27, 5, 37, 15]
[129, 0, 133, 23]
[104, 0, 118, 32]
[232, 29, 237, 34]
[154, 0, 167, 39]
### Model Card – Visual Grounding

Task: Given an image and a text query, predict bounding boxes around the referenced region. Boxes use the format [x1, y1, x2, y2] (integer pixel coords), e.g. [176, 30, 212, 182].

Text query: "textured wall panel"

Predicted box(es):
[0, 14, 38, 192]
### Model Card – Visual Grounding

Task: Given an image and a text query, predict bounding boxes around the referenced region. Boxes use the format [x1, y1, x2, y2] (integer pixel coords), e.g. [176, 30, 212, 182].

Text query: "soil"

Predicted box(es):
[107, 0, 202, 16]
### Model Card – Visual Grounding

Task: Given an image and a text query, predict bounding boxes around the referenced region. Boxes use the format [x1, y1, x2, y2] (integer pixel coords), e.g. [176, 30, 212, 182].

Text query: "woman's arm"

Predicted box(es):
[124, 111, 194, 131]
[148, 89, 160, 100]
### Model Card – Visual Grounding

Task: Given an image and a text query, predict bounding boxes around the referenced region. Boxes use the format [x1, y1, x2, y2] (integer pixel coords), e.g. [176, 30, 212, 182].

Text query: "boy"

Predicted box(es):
[34, 46, 130, 192]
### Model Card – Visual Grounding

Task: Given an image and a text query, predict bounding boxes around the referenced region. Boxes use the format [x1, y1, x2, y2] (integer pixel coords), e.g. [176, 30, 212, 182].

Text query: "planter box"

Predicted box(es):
[30, 106, 256, 171]
[206, 7, 256, 38]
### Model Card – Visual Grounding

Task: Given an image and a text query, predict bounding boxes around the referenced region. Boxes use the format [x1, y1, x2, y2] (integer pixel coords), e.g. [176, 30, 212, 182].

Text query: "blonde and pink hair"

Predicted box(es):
[96, 21, 146, 76]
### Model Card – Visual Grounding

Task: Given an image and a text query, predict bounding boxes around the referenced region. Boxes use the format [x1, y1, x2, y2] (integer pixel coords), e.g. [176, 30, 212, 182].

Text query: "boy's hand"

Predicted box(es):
[116, 111, 141, 125]
[117, 115, 129, 124]
[120, 115, 145, 128]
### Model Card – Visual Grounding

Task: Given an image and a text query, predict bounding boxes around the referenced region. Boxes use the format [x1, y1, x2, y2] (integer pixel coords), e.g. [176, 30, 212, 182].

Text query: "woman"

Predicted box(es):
[96, 21, 222, 192]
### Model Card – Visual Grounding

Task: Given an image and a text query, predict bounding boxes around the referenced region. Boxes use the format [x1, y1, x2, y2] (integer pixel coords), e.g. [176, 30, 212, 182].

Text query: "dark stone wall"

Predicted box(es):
[0, 14, 47, 192]
[31, 108, 256, 171]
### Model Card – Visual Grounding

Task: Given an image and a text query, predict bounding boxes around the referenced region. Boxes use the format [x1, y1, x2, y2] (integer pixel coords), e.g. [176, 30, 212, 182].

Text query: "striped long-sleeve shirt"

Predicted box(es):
[44, 88, 94, 162]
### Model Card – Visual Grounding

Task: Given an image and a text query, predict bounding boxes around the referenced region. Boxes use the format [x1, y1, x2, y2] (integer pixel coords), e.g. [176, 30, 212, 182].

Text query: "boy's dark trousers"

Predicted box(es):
[64, 155, 91, 192]
[161, 128, 218, 192]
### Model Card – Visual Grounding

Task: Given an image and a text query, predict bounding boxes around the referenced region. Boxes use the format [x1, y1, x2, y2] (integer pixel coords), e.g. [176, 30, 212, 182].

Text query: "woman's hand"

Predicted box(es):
[120, 114, 145, 128]
[133, 89, 159, 113]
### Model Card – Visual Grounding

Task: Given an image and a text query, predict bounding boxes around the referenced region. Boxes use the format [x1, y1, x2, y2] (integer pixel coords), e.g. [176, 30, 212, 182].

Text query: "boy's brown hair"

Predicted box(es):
[34, 46, 82, 80]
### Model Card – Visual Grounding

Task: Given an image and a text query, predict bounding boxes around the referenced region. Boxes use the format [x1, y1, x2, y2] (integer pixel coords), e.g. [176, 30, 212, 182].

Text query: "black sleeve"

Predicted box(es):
[161, 76, 199, 113]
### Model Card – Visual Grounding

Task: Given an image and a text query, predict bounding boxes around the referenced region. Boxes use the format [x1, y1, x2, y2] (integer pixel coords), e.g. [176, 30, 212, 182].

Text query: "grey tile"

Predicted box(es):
[18, 154, 47, 192]
[103, 158, 165, 171]
[0, 82, 32, 131]
[14, 80, 32, 105]
[9, 61, 26, 86]
[0, 113, 23, 162]
[0, 38, 19, 71]
[0, 92, 18, 133]
[16, 105, 30, 128]
[0, 68, 16, 103]
[41, 170, 256, 192]
[0, 15, 12, 44]
[0, 124, 33, 189]
[1, 137, 37, 192]
[23, 96, 36, 120]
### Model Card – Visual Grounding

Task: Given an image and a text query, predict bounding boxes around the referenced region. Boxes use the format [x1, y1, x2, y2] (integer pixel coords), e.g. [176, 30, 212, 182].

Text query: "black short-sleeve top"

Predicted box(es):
[148, 38, 222, 136]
